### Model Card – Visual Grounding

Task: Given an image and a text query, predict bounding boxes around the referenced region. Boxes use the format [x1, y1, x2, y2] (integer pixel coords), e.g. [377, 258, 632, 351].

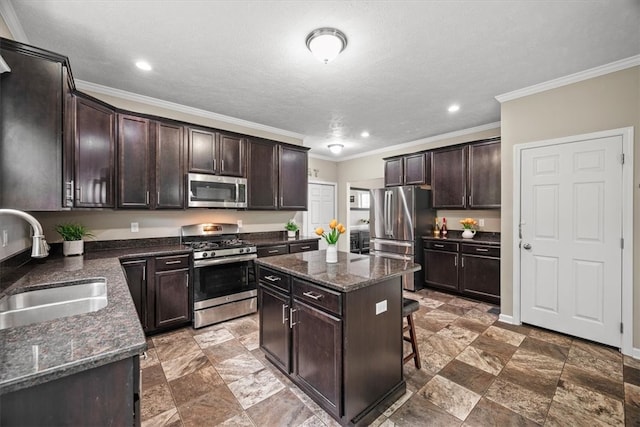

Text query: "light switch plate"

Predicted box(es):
[375, 300, 387, 315]
[131, 222, 139, 232]
[479, 218, 485, 227]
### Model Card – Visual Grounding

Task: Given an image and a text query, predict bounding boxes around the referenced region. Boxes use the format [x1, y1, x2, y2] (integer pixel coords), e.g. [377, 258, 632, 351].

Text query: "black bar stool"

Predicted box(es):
[402, 297, 421, 369]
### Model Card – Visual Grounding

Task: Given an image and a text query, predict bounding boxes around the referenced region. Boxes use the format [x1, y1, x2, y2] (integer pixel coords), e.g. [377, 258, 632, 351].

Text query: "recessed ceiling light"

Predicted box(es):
[135, 60, 152, 71]
[361, 131, 370, 138]
[448, 104, 460, 113]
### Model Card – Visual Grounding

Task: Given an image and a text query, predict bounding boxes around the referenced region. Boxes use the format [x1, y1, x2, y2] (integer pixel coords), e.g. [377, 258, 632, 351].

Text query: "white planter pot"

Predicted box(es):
[461, 229, 476, 239]
[63, 240, 84, 256]
[287, 230, 296, 238]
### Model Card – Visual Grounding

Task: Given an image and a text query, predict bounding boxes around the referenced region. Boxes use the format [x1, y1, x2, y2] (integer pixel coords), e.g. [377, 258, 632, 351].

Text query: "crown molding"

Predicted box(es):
[316, 122, 501, 163]
[75, 79, 306, 141]
[496, 55, 640, 103]
[0, 0, 28, 43]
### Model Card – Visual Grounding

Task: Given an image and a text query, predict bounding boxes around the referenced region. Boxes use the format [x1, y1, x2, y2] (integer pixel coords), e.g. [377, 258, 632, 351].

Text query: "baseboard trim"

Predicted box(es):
[632, 348, 640, 360]
[498, 314, 515, 325]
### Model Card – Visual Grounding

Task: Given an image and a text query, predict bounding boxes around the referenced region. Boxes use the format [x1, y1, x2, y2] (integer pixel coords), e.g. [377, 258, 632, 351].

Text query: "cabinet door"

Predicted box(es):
[404, 153, 426, 185]
[258, 285, 291, 373]
[74, 96, 116, 208]
[0, 47, 63, 210]
[468, 140, 501, 208]
[118, 114, 151, 208]
[292, 299, 342, 418]
[461, 255, 500, 303]
[247, 139, 278, 209]
[188, 127, 216, 173]
[154, 121, 185, 209]
[279, 145, 308, 210]
[384, 158, 403, 187]
[423, 249, 459, 291]
[431, 146, 466, 208]
[154, 268, 191, 329]
[121, 259, 148, 331]
[218, 133, 245, 177]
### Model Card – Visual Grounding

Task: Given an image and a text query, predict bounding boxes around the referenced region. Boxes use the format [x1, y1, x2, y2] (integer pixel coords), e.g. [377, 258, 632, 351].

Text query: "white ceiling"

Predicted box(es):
[3, 1, 640, 159]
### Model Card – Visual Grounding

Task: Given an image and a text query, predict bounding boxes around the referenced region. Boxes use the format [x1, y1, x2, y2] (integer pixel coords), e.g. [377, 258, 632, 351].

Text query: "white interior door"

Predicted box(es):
[520, 135, 623, 347]
[306, 182, 336, 250]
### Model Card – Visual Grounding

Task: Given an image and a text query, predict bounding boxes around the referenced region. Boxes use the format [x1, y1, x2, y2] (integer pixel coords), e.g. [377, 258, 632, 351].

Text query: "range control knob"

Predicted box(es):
[201, 252, 209, 258]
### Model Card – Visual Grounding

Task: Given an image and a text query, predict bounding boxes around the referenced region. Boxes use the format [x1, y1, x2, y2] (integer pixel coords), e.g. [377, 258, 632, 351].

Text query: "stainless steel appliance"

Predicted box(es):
[187, 173, 247, 208]
[369, 186, 435, 290]
[181, 223, 257, 328]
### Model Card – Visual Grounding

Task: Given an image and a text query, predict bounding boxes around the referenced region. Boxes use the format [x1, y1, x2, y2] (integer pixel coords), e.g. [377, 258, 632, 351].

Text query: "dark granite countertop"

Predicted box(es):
[421, 231, 501, 246]
[246, 235, 321, 247]
[0, 243, 189, 395]
[255, 250, 421, 292]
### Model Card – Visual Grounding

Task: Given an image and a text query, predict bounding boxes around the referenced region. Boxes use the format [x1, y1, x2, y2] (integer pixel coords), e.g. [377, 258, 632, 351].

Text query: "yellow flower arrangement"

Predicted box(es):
[315, 219, 346, 245]
[460, 217, 478, 230]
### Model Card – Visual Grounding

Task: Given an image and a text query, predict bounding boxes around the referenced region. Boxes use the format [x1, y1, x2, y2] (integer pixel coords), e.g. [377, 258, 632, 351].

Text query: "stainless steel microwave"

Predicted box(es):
[187, 173, 247, 208]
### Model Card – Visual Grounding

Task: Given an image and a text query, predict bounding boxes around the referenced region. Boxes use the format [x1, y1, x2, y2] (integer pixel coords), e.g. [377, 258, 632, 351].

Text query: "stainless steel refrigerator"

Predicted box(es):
[369, 186, 435, 290]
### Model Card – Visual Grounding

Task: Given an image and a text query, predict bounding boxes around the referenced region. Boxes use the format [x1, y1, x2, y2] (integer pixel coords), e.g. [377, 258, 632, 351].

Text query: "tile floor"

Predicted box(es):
[140, 288, 640, 426]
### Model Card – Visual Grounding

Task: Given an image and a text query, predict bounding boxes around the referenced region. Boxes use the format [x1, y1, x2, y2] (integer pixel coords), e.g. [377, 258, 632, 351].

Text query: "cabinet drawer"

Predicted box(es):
[424, 240, 459, 252]
[154, 254, 190, 271]
[259, 267, 290, 293]
[289, 241, 319, 253]
[257, 244, 288, 257]
[461, 244, 500, 257]
[292, 278, 341, 316]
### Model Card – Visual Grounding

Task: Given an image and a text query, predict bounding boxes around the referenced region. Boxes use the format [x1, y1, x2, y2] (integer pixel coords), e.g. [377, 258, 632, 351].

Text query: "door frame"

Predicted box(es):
[302, 180, 338, 237]
[512, 127, 634, 355]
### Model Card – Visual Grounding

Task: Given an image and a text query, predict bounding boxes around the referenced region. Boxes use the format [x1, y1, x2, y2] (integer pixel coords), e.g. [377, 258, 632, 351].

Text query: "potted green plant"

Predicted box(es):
[55, 223, 93, 256]
[285, 219, 299, 238]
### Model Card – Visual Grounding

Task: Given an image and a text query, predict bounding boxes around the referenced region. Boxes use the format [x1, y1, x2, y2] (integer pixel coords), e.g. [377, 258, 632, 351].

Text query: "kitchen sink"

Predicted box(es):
[0, 278, 108, 330]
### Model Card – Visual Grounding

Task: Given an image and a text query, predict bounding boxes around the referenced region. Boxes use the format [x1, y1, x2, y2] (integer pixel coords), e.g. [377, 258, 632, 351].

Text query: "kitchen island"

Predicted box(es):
[255, 249, 421, 426]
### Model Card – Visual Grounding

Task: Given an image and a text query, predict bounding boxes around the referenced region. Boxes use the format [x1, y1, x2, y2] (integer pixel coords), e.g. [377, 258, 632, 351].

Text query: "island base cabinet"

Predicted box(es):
[292, 300, 342, 418]
[1, 356, 140, 427]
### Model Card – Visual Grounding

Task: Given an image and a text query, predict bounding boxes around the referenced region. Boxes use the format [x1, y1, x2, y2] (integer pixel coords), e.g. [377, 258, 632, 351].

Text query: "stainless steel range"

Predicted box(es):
[181, 223, 257, 328]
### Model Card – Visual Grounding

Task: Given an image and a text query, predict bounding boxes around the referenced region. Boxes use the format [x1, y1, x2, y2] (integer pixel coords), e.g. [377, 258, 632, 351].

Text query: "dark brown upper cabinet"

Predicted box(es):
[431, 138, 501, 209]
[74, 95, 116, 208]
[468, 139, 501, 208]
[118, 114, 185, 209]
[188, 127, 245, 177]
[279, 145, 308, 210]
[384, 152, 431, 187]
[0, 39, 68, 210]
[247, 139, 308, 210]
[431, 145, 467, 209]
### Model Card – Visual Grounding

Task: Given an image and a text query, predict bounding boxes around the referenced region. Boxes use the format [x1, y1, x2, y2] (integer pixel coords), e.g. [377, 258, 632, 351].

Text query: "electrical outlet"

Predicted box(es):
[2, 229, 8, 247]
[479, 219, 485, 227]
[131, 222, 139, 232]
[237, 219, 243, 228]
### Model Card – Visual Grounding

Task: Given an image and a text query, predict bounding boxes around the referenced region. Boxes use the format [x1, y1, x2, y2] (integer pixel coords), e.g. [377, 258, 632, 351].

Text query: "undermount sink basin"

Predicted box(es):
[0, 278, 108, 330]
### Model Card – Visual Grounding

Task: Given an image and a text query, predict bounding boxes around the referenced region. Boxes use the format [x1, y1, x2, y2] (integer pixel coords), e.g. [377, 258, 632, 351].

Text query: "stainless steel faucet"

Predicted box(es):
[0, 209, 49, 258]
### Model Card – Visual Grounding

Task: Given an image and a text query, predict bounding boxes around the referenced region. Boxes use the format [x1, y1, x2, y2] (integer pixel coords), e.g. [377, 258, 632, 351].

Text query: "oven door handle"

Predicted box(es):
[194, 253, 257, 268]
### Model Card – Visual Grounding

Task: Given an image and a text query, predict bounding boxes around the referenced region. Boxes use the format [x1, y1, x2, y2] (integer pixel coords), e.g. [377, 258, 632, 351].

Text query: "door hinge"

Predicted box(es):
[621, 238, 624, 249]
[620, 153, 625, 164]
[620, 323, 624, 333]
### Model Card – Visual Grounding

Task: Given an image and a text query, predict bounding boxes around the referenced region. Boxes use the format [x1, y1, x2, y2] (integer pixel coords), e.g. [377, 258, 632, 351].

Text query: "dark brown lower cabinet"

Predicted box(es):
[1, 356, 140, 427]
[121, 253, 192, 334]
[258, 265, 404, 425]
[423, 239, 500, 304]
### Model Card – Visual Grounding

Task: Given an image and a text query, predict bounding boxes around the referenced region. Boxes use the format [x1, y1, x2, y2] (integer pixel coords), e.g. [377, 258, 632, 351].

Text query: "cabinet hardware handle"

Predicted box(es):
[265, 275, 281, 282]
[302, 291, 323, 300]
[164, 260, 182, 265]
[469, 195, 473, 206]
[213, 159, 216, 171]
[185, 273, 189, 288]
[462, 258, 465, 268]
[475, 248, 489, 252]
[280, 197, 284, 206]
[300, 246, 310, 250]
[282, 304, 289, 324]
[157, 192, 160, 205]
[454, 257, 457, 267]
[76, 186, 82, 202]
[221, 159, 225, 171]
[289, 308, 297, 328]
[66, 181, 74, 206]
[268, 250, 279, 254]
[146, 191, 150, 205]
[434, 244, 444, 248]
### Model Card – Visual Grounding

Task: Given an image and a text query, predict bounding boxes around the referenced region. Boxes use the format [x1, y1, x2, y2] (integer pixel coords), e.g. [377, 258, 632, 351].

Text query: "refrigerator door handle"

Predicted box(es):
[384, 190, 393, 236]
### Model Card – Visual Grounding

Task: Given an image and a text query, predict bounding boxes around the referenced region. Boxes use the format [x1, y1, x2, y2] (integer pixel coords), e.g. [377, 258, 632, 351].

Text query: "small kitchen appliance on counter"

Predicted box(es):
[181, 223, 257, 328]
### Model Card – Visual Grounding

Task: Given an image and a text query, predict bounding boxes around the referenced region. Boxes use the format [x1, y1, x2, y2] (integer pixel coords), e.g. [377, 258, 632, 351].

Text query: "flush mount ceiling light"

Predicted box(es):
[361, 131, 370, 138]
[448, 104, 460, 113]
[306, 28, 347, 64]
[328, 144, 344, 154]
[135, 60, 152, 71]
